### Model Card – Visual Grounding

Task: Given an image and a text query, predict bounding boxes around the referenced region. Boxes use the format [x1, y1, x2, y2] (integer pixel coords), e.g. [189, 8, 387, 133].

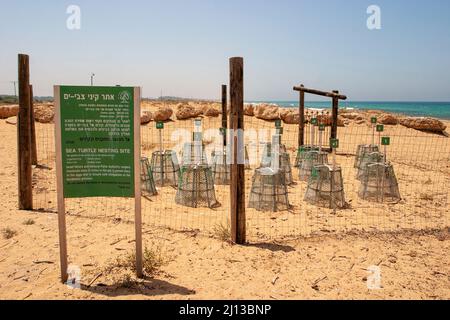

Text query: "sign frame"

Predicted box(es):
[54, 85, 143, 282]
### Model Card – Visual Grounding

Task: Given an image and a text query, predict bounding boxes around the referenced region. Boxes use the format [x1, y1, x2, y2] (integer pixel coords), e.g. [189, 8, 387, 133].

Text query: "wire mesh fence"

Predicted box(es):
[31, 107, 450, 242]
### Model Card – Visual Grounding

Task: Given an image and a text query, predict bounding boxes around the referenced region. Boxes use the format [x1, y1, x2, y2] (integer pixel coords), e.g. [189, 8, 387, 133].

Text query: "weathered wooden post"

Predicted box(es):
[331, 90, 339, 141]
[221, 84, 227, 147]
[229, 57, 246, 244]
[298, 84, 305, 147]
[29, 84, 37, 165]
[17, 54, 33, 210]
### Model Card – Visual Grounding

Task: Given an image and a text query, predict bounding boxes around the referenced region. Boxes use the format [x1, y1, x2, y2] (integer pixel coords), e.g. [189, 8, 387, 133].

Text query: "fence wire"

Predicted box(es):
[32, 106, 450, 242]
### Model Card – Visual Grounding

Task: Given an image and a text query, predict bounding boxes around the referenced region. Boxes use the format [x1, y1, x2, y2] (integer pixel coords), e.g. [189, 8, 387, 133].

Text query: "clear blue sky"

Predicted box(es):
[1, 0, 449, 101]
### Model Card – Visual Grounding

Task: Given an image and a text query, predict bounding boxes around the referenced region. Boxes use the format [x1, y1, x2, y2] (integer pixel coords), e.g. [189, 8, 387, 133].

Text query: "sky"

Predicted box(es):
[0, 0, 449, 101]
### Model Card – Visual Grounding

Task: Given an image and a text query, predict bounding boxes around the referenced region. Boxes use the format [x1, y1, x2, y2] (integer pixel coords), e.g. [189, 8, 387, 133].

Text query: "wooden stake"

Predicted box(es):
[221, 84, 227, 147]
[54, 86, 68, 283]
[331, 91, 339, 141]
[29, 85, 37, 165]
[134, 87, 143, 278]
[17, 54, 33, 210]
[298, 85, 305, 147]
[229, 57, 246, 244]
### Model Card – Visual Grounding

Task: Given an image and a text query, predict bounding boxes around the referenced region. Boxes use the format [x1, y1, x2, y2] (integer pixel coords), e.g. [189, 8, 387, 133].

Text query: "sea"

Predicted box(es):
[246, 101, 450, 120]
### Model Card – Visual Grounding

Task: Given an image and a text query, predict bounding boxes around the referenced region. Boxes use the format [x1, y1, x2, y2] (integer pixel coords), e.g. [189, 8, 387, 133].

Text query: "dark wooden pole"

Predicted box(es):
[29, 85, 37, 165]
[17, 54, 33, 210]
[331, 90, 339, 140]
[221, 84, 227, 147]
[229, 57, 246, 244]
[298, 84, 305, 147]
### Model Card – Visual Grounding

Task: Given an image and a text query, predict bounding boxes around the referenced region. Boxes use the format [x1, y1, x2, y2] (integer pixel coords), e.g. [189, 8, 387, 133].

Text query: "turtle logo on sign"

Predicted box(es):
[118, 91, 130, 103]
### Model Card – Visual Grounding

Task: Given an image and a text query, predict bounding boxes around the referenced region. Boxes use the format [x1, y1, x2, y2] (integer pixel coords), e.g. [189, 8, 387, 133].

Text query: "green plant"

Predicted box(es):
[23, 219, 35, 225]
[2, 227, 17, 239]
[213, 223, 231, 242]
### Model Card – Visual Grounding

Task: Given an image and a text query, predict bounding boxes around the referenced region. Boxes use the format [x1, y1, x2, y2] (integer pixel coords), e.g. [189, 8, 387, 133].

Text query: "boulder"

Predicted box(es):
[316, 114, 345, 127]
[244, 104, 254, 116]
[204, 107, 220, 117]
[379, 114, 399, 125]
[255, 104, 280, 121]
[34, 104, 54, 123]
[399, 117, 447, 133]
[280, 109, 299, 124]
[176, 104, 202, 120]
[340, 112, 361, 120]
[0, 105, 19, 119]
[5, 117, 17, 125]
[140, 111, 152, 125]
[153, 107, 172, 122]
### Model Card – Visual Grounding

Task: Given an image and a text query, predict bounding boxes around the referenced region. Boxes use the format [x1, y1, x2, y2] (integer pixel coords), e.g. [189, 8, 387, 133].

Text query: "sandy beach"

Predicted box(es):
[0, 100, 449, 299]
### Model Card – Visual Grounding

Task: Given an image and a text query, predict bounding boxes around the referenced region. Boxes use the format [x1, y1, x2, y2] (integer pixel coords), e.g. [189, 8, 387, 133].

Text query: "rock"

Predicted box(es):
[140, 111, 152, 125]
[244, 104, 254, 116]
[34, 104, 54, 123]
[399, 117, 447, 133]
[379, 114, 399, 125]
[340, 112, 361, 120]
[316, 114, 345, 127]
[176, 104, 202, 120]
[153, 107, 172, 122]
[255, 104, 280, 121]
[204, 107, 220, 117]
[0, 105, 19, 119]
[5, 117, 17, 125]
[280, 109, 299, 124]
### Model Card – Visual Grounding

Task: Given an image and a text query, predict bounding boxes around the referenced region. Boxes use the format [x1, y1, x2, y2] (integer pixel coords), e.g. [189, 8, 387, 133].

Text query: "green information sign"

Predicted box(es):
[156, 121, 164, 129]
[58, 86, 135, 198]
[319, 124, 325, 131]
[330, 138, 339, 149]
[381, 137, 391, 146]
[311, 118, 318, 125]
[275, 119, 282, 128]
[371, 117, 377, 124]
[376, 124, 384, 132]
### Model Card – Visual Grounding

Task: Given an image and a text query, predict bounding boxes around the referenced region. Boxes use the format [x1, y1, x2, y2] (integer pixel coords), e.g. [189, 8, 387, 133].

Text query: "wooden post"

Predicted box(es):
[229, 57, 246, 244]
[17, 54, 33, 210]
[221, 84, 227, 147]
[54, 86, 68, 283]
[29, 85, 37, 165]
[298, 85, 305, 147]
[331, 90, 339, 141]
[134, 87, 143, 278]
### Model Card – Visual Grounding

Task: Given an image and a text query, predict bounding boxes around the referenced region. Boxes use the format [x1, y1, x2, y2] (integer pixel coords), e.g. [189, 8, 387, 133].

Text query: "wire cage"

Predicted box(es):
[294, 145, 320, 168]
[182, 142, 208, 165]
[211, 150, 230, 185]
[354, 144, 380, 168]
[150, 150, 180, 188]
[304, 164, 346, 209]
[260, 142, 293, 185]
[140, 157, 157, 196]
[298, 151, 329, 182]
[356, 151, 384, 181]
[248, 167, 290, 212]
[358, 162, 401, 203]
[175, 164, 220, 208]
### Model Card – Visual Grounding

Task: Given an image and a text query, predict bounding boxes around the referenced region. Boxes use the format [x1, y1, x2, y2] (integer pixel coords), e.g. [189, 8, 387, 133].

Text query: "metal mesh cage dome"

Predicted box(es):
[356, 152, 384, 181]
[248, 167, 290, 212]
[358, 162, 401, 203]
[298, 151, 329, 182]
[150, 150, 180, 187]
[140, 157, 157, 196]
[182, 142, 208, 165]
[354, 144, 380, 168]
[304, 164, 346, 209]
[175, 164, 220, 208]
[259, 142, 293, 185]
[211, 150, 230, 185]
[294, 145, 320, 168]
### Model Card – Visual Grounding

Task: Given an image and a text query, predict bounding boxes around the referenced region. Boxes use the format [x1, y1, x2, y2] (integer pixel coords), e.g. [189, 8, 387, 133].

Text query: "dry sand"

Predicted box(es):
[0, 101, 449, 299]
